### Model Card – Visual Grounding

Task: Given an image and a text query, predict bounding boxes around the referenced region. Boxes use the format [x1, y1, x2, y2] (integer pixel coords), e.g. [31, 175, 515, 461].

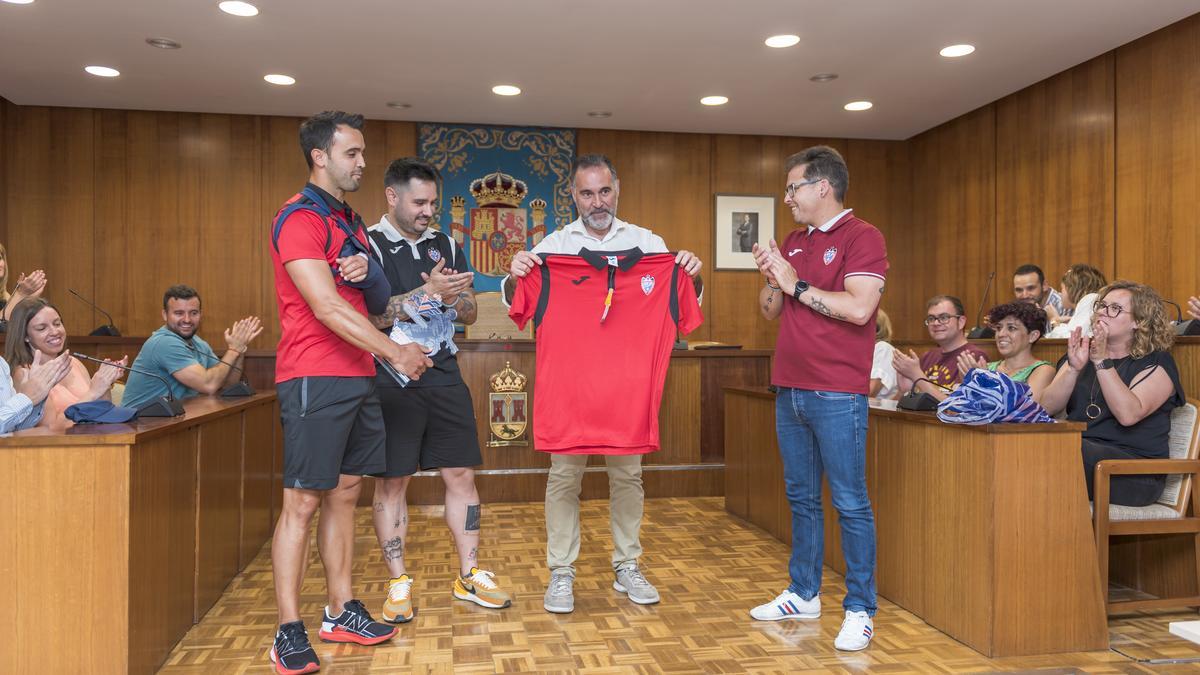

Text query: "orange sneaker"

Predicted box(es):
[381, 575, 415, 623]
[452, 568, 512, 609]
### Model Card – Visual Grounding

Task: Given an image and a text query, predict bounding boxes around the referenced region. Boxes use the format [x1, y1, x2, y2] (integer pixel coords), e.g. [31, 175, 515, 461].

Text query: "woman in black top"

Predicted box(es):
[1041, 281, 1186, 506]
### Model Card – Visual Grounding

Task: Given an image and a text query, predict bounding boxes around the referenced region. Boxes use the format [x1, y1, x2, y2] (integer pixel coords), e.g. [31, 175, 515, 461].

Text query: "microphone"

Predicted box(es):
[1163, 299, 1200, 336]
[75, 353, 184, 417]
[68, 289, 120, 336]
[898, 378, 942, 411]
[967, 272, 996, 339]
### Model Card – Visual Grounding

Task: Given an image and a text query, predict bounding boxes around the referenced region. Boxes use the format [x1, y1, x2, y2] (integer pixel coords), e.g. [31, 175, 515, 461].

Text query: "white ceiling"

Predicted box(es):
[1, 0, 1198, 140]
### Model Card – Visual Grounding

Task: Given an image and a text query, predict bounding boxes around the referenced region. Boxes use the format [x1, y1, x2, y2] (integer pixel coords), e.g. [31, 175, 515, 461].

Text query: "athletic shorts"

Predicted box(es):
[374, 382, 483, 477]
[278, 375, 386, 490]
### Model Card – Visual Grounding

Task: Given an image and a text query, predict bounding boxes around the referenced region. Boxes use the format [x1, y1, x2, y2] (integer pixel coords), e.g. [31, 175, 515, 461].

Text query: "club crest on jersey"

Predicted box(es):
[641, 275, 655, 295]
[823, 246, 838, 265]
[428, 248, 442, 263]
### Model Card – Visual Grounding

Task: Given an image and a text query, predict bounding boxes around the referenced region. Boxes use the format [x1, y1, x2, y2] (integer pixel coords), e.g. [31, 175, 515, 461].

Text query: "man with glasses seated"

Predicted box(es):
[893, 295, 989, 398]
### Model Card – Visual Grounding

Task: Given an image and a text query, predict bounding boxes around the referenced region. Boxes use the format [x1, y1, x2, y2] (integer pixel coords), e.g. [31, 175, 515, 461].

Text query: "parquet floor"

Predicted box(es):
[161, 497, 1200, 673]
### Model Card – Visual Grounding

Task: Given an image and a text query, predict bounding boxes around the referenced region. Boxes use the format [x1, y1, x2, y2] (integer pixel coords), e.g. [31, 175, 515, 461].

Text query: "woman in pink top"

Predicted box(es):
[4, 298, 126, 428]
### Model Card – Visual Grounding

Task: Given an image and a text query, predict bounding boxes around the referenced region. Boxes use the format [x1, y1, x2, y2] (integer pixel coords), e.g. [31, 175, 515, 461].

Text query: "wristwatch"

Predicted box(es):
[1094, 358, 1115, 370]
[792, 280, 810, 302]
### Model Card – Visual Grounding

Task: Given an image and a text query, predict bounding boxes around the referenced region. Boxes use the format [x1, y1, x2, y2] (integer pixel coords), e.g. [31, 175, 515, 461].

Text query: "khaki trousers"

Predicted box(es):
[545, 453, 644, 572]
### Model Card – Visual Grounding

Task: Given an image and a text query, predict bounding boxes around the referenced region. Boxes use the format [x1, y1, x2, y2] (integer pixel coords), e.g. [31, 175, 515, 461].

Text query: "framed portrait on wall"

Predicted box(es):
[714, 194, 775, 270]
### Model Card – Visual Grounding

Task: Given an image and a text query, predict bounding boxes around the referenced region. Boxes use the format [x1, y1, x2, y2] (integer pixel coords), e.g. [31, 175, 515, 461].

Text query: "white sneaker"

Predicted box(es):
[834, 610, 873, 651]
[749, 590, 820, 621]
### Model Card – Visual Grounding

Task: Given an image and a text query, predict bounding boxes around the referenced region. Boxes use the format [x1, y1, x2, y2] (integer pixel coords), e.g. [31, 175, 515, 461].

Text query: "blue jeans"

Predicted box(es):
[775, 387, 877, 615]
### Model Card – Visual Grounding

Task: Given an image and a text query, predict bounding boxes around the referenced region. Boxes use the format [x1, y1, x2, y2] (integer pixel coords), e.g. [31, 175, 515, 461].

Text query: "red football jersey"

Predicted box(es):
[510, 249, 703, 455]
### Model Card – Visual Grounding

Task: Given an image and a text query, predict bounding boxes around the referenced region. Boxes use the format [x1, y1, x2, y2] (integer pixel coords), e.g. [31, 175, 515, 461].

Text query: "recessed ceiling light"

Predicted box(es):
[809, 73, 838, 83]
[765, 34, 800, 48]
[2, 0, 37, 5]
[700, 95, 729, 106]
[587, 111, 612, 118]
[264, 73, 295, 86]
[84, 66, 120, 78]
[145, 37, 182, 50]
[940, 44, 976, 58]
[218, 1, 258, 17]
[386, 102, 412, 109]
[492, 85, 521, 96]
[844, 101, 873, 111]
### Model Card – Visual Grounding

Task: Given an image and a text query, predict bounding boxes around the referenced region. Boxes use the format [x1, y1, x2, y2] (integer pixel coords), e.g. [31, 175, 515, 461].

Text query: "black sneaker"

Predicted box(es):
[269, 620, 320, 675]
[318, 599, 397, 645]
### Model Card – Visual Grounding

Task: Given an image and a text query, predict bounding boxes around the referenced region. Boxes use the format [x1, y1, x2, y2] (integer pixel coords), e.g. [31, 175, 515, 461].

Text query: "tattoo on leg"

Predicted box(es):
[373, 501, 385, 513]
[467, 546, 477, 561]
[382, 536, 404, 562]
[464, 504, 481, 532]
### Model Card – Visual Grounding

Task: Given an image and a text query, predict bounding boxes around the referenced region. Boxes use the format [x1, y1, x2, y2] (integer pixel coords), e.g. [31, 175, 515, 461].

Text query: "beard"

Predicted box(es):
[584, 208, 614, 231]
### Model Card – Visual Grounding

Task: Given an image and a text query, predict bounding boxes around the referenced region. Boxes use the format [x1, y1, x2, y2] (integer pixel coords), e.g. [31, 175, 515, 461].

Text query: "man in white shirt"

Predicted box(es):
[503, 154, 702, 615]
[1, 350, 71, 433]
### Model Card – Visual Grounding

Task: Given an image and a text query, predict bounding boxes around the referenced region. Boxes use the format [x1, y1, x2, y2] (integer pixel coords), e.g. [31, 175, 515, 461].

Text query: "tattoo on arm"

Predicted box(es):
[370, 287, 427, 328]
[808, 296, 847, 320]
[382, 536, 404, 562]
[464, 504, 481, 532]
[879, 285, 886, 294]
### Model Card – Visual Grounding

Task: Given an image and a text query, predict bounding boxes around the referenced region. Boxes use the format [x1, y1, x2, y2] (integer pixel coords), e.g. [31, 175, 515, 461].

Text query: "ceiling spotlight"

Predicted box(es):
[940, 44, 976, 58]
[264, 73, 295, 86]
[218, 1, 258, 17]
[2, 0, 37, 5]
[146, 37, 182, 50]
[765, 34, 800, 48]
[492, 85, 521, 96]
[587, 111, 612, 118]
[84, 66, 120, 78]
[700, 96, 729, 106]
[809, 73, 838, 83]
[844, 101, 873, 111]
[386, 102, 412, 109]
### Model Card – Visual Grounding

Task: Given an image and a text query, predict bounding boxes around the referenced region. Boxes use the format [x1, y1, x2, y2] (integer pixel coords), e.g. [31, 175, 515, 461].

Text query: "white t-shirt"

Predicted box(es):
[1047, 292, 1098, 338]
[871, 341, 898, 399]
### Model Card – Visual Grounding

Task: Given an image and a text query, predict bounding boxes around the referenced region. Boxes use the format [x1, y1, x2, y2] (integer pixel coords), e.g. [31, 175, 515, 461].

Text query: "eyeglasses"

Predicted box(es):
[1093, 300, 1127, 318]
[924, 314, 961, 326]
[785, 178, 823, 197]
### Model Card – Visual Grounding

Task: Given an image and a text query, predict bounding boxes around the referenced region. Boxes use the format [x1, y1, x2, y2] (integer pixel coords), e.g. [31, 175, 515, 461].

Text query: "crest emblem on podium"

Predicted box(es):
[487, 361, 529, 447]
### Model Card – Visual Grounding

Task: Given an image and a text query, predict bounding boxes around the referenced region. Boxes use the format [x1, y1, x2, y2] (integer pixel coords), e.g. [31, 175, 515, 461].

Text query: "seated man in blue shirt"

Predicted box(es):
[121, 285, 263, 409]
[1, 350, 71, 433]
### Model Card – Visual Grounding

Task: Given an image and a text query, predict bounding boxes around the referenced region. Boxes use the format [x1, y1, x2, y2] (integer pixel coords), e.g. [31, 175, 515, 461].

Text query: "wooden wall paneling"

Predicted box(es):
[259, 115, 307, 347]
[195, 413, 245, 620]
[841, 139, 913, 334]
[578, 129, 713, 341]
[906, 106, 997, 341]
[0, 96, 9, 244]
[358, 120, 418, 224]
[995, 54, 1116, 293]
[242, 403, 276, 569]
[128, 430, 198, 675]
[1115, 14, 1200, 310]
[655, 358, 701, 465]
[699, 354, 772, 463]
[6, 106, 96, 332]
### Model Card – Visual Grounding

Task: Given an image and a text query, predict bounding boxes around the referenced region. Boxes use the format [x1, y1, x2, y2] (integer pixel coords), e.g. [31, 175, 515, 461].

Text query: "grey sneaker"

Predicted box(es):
[544, 569, 575, 614]
[613, 563, 660, 605]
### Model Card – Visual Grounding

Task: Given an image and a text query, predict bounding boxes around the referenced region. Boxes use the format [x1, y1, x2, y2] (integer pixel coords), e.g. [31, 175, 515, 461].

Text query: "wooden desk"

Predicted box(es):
[724, 388, 1108, 657]
[0, 393, 280, 675]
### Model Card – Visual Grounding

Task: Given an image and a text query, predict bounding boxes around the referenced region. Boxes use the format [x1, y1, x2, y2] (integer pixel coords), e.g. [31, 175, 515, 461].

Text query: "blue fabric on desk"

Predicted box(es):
[936, 368, 1054, 425]
[65, 400, 139, 424]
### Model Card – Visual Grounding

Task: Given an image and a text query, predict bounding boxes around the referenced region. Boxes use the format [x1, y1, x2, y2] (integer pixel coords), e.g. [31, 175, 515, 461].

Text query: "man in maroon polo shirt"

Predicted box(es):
[749, 145, 887, 652]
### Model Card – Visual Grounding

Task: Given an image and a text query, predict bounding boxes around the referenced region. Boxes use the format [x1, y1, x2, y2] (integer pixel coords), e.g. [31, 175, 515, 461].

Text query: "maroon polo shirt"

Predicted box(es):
[772, 211, 889, 394]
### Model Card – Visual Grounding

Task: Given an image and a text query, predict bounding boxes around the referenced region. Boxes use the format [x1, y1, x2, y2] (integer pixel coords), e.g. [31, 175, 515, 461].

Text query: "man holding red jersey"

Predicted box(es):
[267, 111, 432, 675]
[504, 154, 703, 614]
[750, 145, 888, 652]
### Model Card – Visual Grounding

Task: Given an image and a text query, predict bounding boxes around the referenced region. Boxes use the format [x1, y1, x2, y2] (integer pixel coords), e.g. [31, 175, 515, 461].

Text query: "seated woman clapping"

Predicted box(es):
[1039, 281, 1185, 506]
[4, 298, 127, 428]
[956, 301, 1055, 402]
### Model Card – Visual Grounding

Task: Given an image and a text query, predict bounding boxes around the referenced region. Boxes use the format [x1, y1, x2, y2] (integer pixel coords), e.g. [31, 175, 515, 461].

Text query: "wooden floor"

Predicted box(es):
[161, 497, 1200, 673]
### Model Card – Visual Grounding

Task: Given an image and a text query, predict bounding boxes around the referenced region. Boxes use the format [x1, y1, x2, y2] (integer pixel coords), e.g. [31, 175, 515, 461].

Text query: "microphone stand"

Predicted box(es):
[1163, 299, 1200, 336]
[75, 353, 184, 417]
[967, 272, 996, 339]
[67, 289, 121, 336]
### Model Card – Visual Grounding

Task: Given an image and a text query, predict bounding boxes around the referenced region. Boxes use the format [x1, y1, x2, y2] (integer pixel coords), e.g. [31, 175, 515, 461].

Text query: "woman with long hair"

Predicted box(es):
[5, 298, 126, 427]
[0, 243, 47, 322]
[1041, 281, 1186, 506]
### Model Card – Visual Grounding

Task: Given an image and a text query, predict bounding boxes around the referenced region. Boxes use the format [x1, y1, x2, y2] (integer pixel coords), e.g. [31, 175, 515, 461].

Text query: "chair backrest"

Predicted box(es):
[1158, 399, 1200, 514]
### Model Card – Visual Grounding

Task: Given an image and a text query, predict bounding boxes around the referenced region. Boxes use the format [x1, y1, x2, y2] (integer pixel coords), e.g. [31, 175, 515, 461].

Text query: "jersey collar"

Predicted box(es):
[806, 208, 853, 234]
[577, 247, 646, 271]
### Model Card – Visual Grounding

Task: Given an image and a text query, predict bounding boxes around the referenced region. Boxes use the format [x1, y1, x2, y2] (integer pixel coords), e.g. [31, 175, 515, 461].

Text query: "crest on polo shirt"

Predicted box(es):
[823, 246, 838, 265]
[641, 274, 655, 295]
[428, 247, 442, 263]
